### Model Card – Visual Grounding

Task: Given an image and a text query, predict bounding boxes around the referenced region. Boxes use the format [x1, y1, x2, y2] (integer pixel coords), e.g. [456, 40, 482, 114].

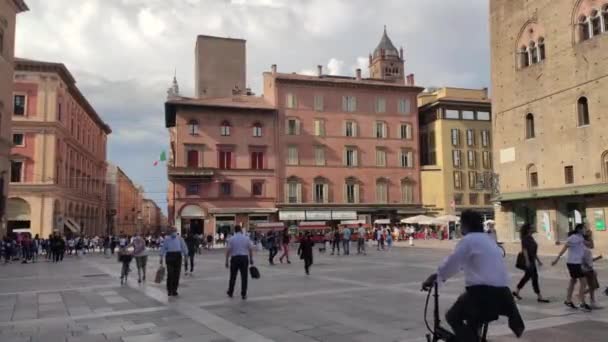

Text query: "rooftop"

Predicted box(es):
[13, 0, 29, 12]
[418, 87, 491, 108]
[373, 26, 400, 59]
[266, 72, 423, 91]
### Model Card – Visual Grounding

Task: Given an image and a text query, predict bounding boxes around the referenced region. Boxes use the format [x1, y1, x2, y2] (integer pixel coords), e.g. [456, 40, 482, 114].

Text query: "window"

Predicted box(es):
[220, 182, 232, 196]
[520, 46, 530, 68]
[10, 160, 23, 183]
[286, 93, 297, 109]
[314, 119, 325, 136]
[452, 150, 461, 167]
[579, 16, 590, 41]
[451, 129, 460, 146]
[462, 111, 475, 120]
[445, 109, 459, 119]
[314, 180, 328, 204]
[375, 97, 386, 113]
[219, 151, 232, 169]
[469, 172, 477, 190]
[344, 147, 358, 167]
[286, 181, 301, 203]
[400, 123, 412, 140]
[466, 129, 475, 146]
[454, 193, 463, 205]
[528, 164, 538, 188]
[591, 11, 601, 37]
[477, 111, 490, 121]
[342, 96, 357, 112]
[314, 95, 324, 112]
[401, 180, 414, 204]
[467, 150, 476, 168]
[253, 122, 263, 137]
[376, 148, 387, 167]
[398, 98, 411, 114]
[187, 150, 199, 167]
[344, 121, 357, 137]
[286, 118, 300, 135]
[482, 151, 492, 169]
[525, 113, 535, 139]
[565, 166, 574, 184]
[251, 151, 264, 169]
[57, 103, 62, 121]
[538, 37, 546, 61]
[345, 181, 359, 204]
[252, 181, 264, 196]
[220, 121, 231, 136]
[469, 193, 479, 205]
[13, 95, 26, 116]
[287, 146, 299, 165]
[314, 146, 326, 166]
[604, 6, 608, 32]
[186, 183, 199, 196]
[0, 28, 3, 56]
[375, 121, 387, 138]
[529, 42, 538, 64]
[376, 179, 388, 204]
[12, 134, 24, 146]
[188, 120, 199, 135]
[577, 97, 590, 126]
[481, 130, 490, 147]
[400, 149, 414, 168]
[453, 171, 462, 189]
[484, 194, 492, 205]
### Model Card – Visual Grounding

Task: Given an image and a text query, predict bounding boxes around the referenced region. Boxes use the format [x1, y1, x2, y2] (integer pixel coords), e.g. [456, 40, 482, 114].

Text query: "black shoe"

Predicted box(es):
[564, 301, 577, 309]
[537, 298, 550, 303]
[287, 260, 291, 264]
[242, 295, 247, 300]
[512, 291, 522, 300]
[173, 292, 178, 296]
[227, 291, 233, 298]
[580, 303, 592, 311]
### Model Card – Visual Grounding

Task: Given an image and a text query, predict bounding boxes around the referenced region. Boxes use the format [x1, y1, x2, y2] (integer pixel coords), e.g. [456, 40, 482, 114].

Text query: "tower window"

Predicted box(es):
[577, 97, 590, 126]
[579, 16, 590, 41]
[520, 46, 530, 68]
[538, 38, 545, 61]
[591, 10, 601, 37]
[525, 113, 535, 139]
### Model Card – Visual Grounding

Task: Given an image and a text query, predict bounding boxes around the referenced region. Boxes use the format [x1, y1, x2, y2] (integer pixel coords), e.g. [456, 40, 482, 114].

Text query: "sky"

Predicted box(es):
[15, 0, 491, 213]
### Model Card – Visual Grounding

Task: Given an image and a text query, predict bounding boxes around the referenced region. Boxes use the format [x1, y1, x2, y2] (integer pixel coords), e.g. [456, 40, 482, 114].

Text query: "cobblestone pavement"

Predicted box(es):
[1, 244, 608, 341]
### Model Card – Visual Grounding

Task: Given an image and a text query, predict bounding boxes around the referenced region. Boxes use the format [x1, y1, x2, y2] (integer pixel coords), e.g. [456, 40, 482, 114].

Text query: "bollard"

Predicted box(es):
[409, 236, 414, 246]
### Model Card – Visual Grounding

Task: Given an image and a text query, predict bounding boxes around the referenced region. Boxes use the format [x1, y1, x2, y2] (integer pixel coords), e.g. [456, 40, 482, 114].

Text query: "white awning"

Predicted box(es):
[279, 211, 306, 221]
[373, 219, 391, 224]
[401, 215, 434, 224]
[210, 208, 277, 214]
[181, 205, 205, 218]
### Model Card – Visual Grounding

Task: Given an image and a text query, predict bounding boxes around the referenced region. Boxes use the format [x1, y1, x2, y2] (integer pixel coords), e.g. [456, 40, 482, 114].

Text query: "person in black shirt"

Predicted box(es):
[184, 233, 198, 275]
[279, 227, 291, 264]
[298, 232, 314, 275]
[267, 231, 278, 265]
[331, 228, 341, 256]
[512, 224, 549, 303]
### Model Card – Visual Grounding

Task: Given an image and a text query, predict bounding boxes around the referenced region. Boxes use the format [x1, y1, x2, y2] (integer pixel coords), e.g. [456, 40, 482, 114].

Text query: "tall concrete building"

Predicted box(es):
[194, 35, 246, 99]
[0, 0, 28, 235]
[10, 59, 111, 237]
[418, 88, 493, 218]
[490, 0, 608, 247]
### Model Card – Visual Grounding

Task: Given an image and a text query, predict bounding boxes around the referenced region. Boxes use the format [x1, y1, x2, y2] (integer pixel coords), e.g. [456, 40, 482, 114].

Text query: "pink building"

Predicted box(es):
[166, 29, 424, 236]
[8, 59, 111, 237]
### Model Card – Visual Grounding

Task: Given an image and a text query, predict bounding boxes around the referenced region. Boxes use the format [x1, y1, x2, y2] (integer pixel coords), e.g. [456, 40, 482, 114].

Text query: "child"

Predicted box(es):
[117, 246, 133, 285]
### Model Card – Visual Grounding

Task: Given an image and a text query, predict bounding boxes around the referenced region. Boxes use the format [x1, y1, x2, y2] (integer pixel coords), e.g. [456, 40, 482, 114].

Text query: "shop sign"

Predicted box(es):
[305, 211, 332, 220]
[331, 211, 358, 220]
[279, 211, 306, 221]
[594, 209, 606, 231]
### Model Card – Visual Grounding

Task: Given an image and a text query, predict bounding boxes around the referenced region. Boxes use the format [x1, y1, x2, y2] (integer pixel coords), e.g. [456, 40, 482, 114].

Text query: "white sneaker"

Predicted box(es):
[591, 302, 603, 310]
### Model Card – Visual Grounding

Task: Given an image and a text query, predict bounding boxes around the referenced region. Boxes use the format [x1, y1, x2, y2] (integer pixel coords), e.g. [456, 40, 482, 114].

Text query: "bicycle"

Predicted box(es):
[422, 281, 492, 342]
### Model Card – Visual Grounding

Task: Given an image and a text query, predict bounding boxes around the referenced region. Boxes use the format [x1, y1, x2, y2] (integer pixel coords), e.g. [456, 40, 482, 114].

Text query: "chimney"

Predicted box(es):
[356, 68, 362, 80]
[482, 87, 489, 99]
[271, 64, 277, 75]
[406, 73, 415, 86]
[317, 65, 323, 77]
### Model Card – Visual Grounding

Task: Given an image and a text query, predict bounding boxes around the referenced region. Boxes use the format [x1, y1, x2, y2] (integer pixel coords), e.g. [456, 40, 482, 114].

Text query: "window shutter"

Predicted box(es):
[406, 124, 412, 139]
[382, 123, 387, 138]
[295, 119, 301, 135]
[284, 184, 289, 203]
[285, 119, 290, 135]
[353, 149, 358, 166]
[342, 96, 347, 111]
[323, 183, 329, 203]
[407, 151, 414, 168]
[296, 183, 302, 203]
[354, 184, 360, 203]
[352, 97, 357, 111]
[353, 122, 358, 137]
[343, 183, 348, 203]
[343, 121, 347, 136]
[343, 149, 347, 166]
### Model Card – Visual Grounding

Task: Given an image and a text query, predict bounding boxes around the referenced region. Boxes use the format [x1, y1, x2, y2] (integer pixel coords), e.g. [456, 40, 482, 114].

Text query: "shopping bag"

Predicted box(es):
[155, 266, 165, 284]
[249, 266, 260, 279]
[515, 252, 527, 271]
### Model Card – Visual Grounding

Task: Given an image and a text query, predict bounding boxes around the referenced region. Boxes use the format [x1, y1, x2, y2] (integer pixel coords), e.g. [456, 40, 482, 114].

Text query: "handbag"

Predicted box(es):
[154, 266, 165, 284]
[249, 265, 260, 279]
[515, 252, 527, 271]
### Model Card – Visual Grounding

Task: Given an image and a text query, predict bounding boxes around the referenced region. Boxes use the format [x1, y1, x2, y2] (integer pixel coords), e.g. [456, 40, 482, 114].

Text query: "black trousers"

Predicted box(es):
[165, 252, 182, 295]
[228, 255, 249, 297]
[184, 253, 195, 272]
[304, 257, 313, 274]
[268, 247, 278, 264]
[516, 265, 540, 294]
[331, 240, 340, 254]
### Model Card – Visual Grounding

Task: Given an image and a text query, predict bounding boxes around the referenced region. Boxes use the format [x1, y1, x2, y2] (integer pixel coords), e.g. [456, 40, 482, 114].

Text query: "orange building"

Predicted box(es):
[106, 164, 143, 236]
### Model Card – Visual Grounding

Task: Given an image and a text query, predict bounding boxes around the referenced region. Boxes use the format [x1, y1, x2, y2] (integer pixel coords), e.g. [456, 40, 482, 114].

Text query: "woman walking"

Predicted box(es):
[298, 232, 314, 275]
[512, 224, 549, 303]
[279, 227, 291, 264]
[132, 233, 148, 283]
[385, 228, 393, 251]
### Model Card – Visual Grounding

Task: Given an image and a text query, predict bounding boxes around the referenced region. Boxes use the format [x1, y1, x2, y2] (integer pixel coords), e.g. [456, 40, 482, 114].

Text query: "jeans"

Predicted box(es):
[165, 252, 182, 295]
[342, 240, 350, 255]
[516, 265, 540, 294]
[228, 255, 249, 297]
[357, 238, 366, 254]
[331, 240, 340, 254]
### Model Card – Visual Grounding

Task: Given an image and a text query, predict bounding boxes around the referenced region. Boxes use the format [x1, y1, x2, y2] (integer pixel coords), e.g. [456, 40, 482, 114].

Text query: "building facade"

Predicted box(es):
[0, 0, 28, 236]
[9, 59, 111, 237]
[166, 29, 424, 236]
[142, 198, 163, 234]
[106, 164, 143, 236]
[418, 88, 493, 218]
[490, 0, 608, 247]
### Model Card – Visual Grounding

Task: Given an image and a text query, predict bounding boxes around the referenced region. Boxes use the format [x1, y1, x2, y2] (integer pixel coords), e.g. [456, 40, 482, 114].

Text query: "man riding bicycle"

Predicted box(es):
[422, 210, 524, 342]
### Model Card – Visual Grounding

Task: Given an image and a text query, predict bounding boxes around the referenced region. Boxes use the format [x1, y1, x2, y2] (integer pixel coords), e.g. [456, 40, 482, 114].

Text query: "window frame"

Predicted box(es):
[577, 97, 590, 127]
[219, 182, 233, 197]
[375, 121, 387, 139]
[313, 95, 324, 112]
[286, 118, 300, 135]
[186, 183, 200, 196]
[252, 122, 263, 137]
[342, 95, 357, 112]
[398, 98, 411, 115]
[375, 179, 389, 204]
[565, 165, 574, 185]
[218, 150, 232, 169]
[375, 97, 386, 113]
[252, 181, 264, 197]
[13, 94, 27, 116]
[250, 151, 264, 170]
[344, 120, 356, 137]
[10, 160, 24, 183]
[314, 145, 326, 166]
[400, 149, 413, 168]
[220, 121, 231, 136]
[12, 133, 25, 147]
[400, 123, 412, 140]
[313, 118, 325, 137]
[453, 171, 462, 189]
[481, 130, 490, 147]
[287, 145, 299, 166]
[467, 150, 476, 168]
[401, 180, 414, 204]
[466, 129, 475, 147]
[286, 93, 297, 109]
[186, 149, 200, 168]
[451, 129, 460, 146]
[187, 119, 199, 136]
[452, 150, 461, 167]
[525, 113, 535, 139]
[345, 147, 358, 167]
[375, 147, 387, 167]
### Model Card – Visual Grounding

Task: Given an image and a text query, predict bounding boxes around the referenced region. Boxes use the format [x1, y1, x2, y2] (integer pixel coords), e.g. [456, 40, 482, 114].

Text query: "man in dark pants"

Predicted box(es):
[267, 231, 278, 265]
[184, 233, 198, 275]
[225, 225, 254, 300]
[160, 228, 188, 296]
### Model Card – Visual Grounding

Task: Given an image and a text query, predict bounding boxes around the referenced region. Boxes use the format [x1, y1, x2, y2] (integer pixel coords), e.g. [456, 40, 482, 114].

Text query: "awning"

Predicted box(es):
[305, 211, 332, 220]
[331, 211, 357, 220]
[209, 208, 277, 214]
[373, 219, 391, 225]
[340, 220, 366, 225]
[298, 221, 329, 230]
[401, 215, 434, 224]
[253, 222, 285, 230]
[494, 183, 608, 202]
[279, 211, 306, 220]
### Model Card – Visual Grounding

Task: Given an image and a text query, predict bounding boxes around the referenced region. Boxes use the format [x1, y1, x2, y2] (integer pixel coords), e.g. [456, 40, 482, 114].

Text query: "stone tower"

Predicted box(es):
[195, 35, 246, 99]
[368, 26, 405, 83]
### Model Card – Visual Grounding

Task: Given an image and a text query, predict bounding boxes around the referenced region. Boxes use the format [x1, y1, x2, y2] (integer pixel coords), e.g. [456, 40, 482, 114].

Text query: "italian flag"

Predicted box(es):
[153, 151, 167, 166]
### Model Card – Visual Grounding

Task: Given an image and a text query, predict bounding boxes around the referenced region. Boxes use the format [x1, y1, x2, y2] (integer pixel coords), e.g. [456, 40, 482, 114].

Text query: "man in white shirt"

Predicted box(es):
[422, 210, 524, 341]
[225, 225, 254, 300]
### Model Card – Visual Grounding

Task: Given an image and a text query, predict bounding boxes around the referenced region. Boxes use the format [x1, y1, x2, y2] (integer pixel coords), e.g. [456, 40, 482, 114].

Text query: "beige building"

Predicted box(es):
[490, 0, 608, 247]
[418, 88, 493, 218]
[195, 35, 246, 99]
[0, 0, 28, 235]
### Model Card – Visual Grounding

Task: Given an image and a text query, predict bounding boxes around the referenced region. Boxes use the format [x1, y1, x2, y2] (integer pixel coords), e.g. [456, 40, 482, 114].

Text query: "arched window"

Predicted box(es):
[577, 97, 590, 126]
[187, 119, 199, 135]
[220, 121, 231, 136]
[252, 122, 262, 137]
[591, 10, 602, 37]
[529, 41, 538, 64]
[579, 16, 590, 41]
[519, 46, 530, 68]
[538, 37, 546, 61]
[527, 164, 538, 188]
[602, 151, 608, 182]
[525, 113, 535, 139]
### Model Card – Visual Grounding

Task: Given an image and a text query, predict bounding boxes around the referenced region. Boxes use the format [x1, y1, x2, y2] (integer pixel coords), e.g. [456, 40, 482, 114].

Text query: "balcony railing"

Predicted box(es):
[168, 166, 214, 179]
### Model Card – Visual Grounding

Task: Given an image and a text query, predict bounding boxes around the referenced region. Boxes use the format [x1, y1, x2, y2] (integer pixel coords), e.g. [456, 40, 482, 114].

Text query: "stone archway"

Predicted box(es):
[6, 197, 31, 234]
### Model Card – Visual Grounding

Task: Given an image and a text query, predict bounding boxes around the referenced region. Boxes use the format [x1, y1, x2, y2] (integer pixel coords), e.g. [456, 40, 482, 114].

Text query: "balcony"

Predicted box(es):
[168, 166, 214, 179]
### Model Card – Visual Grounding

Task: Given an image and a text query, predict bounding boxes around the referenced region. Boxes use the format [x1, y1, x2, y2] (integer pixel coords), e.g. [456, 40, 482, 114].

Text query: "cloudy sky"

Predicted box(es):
[15, 0, 490, 213]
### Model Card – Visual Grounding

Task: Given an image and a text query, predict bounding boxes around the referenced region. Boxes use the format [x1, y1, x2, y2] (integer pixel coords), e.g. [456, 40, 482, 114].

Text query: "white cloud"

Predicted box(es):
[353, 57, 370, 77]
[327, 58, 344, 76]
[138, 8, 166, 37]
